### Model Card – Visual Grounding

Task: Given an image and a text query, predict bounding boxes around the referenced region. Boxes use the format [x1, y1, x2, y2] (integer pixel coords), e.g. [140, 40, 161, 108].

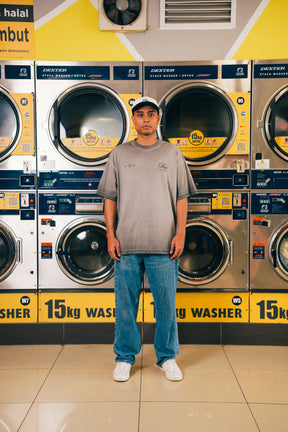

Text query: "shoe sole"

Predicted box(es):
[113, 376, 130, 382]
[160, 367, 183, 381]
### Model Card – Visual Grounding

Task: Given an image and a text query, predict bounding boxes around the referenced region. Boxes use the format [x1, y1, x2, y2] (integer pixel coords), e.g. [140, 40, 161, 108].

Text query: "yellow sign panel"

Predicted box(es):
[0, 192, 19, 209]
[169, 136, 226, 159]
[0, 1, 34, 58]
[38, 292, 143, 323]
[0, 292, 37, 323]
[227, 92, 250, 155]
[275, 136, 288, 154]
[11, 93, 34, 155]
[250, 292, 288, 324]
[144, 292, 249, 323]
[119, 93, 139, 141]
[212, 193, 232, 210]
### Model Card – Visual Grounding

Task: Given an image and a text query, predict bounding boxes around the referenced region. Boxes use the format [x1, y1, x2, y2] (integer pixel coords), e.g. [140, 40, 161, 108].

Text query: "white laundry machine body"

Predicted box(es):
[0, 190, 36, 291]
[251, 191, 288, 291]
[177, 192, 249, 291]
[35, 61, 142, 191]
[251, 59, 288, 190]
[0, 61, 35, 190]
[144, 60, 251, 191]
[38, 191, 114, 291]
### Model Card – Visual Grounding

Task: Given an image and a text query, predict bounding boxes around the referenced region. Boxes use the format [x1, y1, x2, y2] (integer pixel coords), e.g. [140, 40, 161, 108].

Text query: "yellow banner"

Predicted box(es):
[38, 292, 143, 323]
[144, 292, 249, 323]
[250, 292, 288, 324]
[0, 292, 37, 323]
[0, 0, 34, 58]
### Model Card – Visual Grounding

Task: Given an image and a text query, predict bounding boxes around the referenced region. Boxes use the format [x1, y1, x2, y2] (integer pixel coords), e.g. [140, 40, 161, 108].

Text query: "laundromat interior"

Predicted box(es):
[1, 1, 288, 431]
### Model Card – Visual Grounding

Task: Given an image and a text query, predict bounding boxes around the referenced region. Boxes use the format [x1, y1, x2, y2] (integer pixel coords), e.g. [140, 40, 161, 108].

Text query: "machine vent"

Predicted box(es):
[99, 0, 147, 32]
[160, 0, 236, 29]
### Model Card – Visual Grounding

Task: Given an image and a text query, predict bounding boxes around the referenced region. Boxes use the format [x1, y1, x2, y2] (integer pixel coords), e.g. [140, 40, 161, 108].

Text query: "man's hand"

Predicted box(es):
[107, 233, 121, 261]
[170, 232, 185, 260]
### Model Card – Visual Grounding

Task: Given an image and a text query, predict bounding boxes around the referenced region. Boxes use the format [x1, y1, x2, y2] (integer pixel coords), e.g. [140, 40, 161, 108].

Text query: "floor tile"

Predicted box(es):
[0, 403, 31, 431]
[224, 345, 288, 370]
[139, 402, 259, 432]
[54, 344, 142, 370]
[235, 369, 288, 404]
[142, 344, 230, 370]
[18, 402, 140, 432]
[0, 369, 50, 403]
[141, 366, 245, 402]
[36, 368, 141, 403]
[0, 345, 62, 369]
[250, 403, 288, 432]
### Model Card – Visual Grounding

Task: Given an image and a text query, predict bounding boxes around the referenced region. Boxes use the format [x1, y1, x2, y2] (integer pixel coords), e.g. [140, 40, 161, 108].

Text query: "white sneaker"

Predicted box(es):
[161, 359, 183, 381]
[113, 362, 131, 382]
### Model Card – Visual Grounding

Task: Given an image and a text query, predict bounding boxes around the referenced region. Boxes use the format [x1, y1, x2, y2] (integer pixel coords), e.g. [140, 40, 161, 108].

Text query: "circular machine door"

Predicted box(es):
[49, 84, 130, 166]
[264, 86, 288, 161]
[56, 219, 113, 285]
[0, 88, 21, 162]
[160, 83, 238, 166]
[0, 223, 18, 281]
[270, 223, 288, 281]
[178, 218, 230, 285]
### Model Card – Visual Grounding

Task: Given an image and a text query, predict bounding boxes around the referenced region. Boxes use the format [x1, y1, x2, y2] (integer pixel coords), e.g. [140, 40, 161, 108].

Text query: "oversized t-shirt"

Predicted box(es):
[97, 139, 197, 255]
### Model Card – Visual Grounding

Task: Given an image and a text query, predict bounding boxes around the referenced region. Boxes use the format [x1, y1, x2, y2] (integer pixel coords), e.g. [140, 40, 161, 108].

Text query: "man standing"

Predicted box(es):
[97, 97, 197, 382]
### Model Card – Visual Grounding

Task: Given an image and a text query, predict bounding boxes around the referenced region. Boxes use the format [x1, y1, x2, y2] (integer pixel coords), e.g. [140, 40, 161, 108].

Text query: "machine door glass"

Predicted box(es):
[161, 85, 237, 166]
[0, 91, 21, 162]
[271, 225, 288, 281]
[178, 219, 230, 285]
[265, 88, 288, 161]
[50, 86, 128, 166]
[0, 225, 17, 281]
[56, 220, 113, 285]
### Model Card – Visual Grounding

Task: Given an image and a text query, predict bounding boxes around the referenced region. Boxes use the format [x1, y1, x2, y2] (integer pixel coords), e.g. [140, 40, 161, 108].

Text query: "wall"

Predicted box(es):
[32, 0, 288, 62]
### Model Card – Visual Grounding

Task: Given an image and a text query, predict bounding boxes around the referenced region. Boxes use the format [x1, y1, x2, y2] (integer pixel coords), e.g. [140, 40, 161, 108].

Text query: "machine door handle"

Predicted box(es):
[271, 248, 277, 268]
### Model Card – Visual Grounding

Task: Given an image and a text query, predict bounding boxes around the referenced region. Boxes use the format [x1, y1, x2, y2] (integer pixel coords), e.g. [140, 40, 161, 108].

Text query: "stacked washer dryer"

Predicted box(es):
[144, 60, 251, 291]
[0, 61, 37, 293]
[251, 59, 288, 291]
[35, 61, 142, 292]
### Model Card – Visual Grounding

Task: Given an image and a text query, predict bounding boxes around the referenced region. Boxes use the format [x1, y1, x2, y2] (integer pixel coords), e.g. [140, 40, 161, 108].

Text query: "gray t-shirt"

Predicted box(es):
[97, 139, 197, 255]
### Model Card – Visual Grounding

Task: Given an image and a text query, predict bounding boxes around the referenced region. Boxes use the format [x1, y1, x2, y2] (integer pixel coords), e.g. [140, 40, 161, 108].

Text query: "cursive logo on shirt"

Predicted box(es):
[158, 162, 168, 171]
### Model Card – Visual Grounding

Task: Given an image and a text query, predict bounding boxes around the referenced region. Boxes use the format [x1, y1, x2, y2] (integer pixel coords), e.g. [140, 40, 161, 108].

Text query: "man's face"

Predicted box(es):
[132, 105, 160, 136]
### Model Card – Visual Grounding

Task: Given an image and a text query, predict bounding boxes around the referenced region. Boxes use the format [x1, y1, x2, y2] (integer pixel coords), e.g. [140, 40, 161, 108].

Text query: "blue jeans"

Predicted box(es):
[114, 254, 179, 366]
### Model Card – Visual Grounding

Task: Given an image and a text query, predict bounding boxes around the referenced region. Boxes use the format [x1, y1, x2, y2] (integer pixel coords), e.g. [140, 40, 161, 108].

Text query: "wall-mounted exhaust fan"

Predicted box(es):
[99, 0, 147, 32]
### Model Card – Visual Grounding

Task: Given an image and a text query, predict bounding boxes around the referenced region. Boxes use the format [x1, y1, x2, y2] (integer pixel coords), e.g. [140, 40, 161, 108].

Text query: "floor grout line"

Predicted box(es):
[222, 345, 261, 432]
[17, 345, 65, 432]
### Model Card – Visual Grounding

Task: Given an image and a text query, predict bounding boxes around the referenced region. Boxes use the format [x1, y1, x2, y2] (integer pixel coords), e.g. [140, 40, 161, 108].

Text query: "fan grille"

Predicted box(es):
[103, 0, 142, 25]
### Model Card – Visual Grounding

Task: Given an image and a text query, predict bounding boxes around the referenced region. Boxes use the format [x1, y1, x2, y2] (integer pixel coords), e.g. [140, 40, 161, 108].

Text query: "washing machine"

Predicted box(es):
[0, 61, 35, 190]
[250, 191, 288, 291]
[177, 191, 249, 291]
[0, 190, 36, 291]
[35, 61, 142, 190]
[144, 60, 251, 190]
[251, 59, 288, 189]
[38, 191, 114, 290]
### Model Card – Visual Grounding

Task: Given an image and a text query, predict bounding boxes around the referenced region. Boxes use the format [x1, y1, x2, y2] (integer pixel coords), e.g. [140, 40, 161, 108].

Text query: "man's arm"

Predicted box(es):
[104, 198, 121, 261]
[170, 197, 188, 260]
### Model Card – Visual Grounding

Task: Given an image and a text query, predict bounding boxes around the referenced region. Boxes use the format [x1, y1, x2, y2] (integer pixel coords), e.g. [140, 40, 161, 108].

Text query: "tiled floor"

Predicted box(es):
[0, 344, 288, 431]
